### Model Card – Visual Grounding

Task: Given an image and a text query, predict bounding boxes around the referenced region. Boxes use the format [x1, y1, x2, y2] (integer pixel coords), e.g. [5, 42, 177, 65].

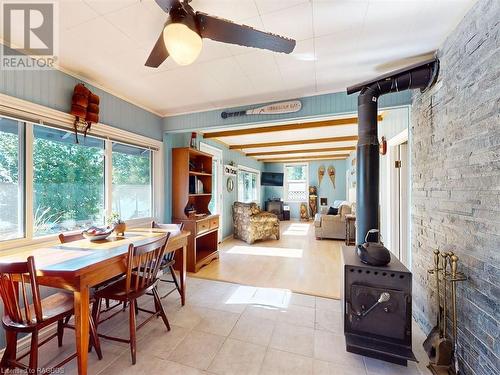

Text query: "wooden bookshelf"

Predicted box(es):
[172, 147, 219, 272]
[189, 171, 212, 177]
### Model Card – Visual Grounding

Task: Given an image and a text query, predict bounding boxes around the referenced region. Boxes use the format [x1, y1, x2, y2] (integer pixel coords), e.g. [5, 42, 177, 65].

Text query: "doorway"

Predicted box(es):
[199, 142, 223, 243]
[387, 130, 410, 268]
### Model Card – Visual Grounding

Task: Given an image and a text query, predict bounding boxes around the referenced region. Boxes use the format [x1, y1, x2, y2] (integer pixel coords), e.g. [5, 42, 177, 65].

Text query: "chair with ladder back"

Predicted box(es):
[91, 234, 171, 364]
[151, 221, 183, 299]
[0, 256, 102, 374]
[58, 232, 126, 315]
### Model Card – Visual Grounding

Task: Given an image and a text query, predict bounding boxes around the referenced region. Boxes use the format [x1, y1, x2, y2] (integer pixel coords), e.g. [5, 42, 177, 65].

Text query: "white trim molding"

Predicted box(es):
[0, 93, 162, 150]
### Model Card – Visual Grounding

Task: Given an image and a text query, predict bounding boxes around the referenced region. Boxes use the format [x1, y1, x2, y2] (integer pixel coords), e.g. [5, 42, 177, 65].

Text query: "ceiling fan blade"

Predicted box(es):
[145, 29, 169, 67]
[154, 0, 180, 13]
[196, 12, 296, 54]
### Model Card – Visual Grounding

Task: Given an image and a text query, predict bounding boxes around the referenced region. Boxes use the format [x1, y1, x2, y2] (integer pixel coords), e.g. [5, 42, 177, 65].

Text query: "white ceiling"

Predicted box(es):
[3, 0, 476, 116]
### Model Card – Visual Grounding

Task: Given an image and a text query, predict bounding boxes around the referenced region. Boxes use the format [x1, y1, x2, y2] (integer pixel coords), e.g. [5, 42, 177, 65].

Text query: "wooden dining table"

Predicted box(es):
[0, 228, 190, 375]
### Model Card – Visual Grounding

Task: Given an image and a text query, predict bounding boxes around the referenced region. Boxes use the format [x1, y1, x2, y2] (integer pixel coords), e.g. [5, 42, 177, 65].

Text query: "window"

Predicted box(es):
[0, 111, 159, 245]
[112, 143, 152, 220]
[0, 118, 24, 241]
[33, 126, 105, 236]
[237, 167, 260, 203]
[284, 163, 309, 202]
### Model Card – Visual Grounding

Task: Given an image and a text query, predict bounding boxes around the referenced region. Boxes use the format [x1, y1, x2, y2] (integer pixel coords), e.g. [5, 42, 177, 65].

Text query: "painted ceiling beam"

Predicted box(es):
[203, 115, 383, 139]
[258, 154, 350, 162]
[246, 146, 355, 157]
[229, 135, 358, 150]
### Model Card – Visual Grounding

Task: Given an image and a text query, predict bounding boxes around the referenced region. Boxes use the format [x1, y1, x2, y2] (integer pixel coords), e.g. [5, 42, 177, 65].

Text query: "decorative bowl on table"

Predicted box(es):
[82, 226, 113, 241]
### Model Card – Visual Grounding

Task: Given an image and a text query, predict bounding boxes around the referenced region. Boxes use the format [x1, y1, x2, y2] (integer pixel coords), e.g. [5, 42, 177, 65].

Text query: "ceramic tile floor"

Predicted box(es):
[30, 277, 431, 374]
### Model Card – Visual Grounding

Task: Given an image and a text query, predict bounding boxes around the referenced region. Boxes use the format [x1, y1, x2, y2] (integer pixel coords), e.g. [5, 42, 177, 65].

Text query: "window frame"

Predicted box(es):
[0, 95, 163, 250]
[0, 117, 26, 241]
[31, 124, 107, 238]
[283, 162, 309, 202]
[237, 165, 261, 204]
[110, 141, 154, 222]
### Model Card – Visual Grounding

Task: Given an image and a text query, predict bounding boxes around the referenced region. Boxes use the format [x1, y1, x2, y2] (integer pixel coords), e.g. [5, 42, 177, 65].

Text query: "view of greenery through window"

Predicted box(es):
[0, 118, 24, 241]
[33, 126, 105, 236]
[112, 143, 151, 220]
[0, 119, 154, 242]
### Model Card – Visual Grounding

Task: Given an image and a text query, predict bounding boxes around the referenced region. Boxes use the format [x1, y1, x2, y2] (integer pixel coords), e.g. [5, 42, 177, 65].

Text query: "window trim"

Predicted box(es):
[283, 162, 309, 203]
[237, 165, 261, 204]
[0, 93, 163, 251]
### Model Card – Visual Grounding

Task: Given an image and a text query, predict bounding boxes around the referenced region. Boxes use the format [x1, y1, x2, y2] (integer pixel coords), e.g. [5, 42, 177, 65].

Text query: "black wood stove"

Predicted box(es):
[343, 58, 440, 366]
[342, 246, 415, 366]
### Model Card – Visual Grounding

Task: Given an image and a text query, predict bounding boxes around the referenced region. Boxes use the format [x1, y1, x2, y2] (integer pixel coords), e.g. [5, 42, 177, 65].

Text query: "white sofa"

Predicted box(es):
[314, 200, 352, 240]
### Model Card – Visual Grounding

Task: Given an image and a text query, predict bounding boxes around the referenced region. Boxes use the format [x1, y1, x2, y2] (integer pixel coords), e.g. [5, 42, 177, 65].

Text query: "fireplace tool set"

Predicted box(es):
[424, 250, 467, 375]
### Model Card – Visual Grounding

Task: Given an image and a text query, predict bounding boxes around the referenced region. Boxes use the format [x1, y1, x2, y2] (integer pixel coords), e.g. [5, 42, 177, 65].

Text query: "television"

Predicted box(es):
[261, 172, 284, 186]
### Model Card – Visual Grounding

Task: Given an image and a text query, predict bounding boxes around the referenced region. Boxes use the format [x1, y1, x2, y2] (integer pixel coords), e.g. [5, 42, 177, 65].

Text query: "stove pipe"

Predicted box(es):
[347, 58, 439, 245]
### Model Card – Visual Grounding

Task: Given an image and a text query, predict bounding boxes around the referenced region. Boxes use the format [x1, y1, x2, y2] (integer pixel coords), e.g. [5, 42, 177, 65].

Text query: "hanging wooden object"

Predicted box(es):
[318, 165, 325, 186]
[70, 83, 100, 143]
[380, 136, 387, 155]
[328, 166, 336, 188]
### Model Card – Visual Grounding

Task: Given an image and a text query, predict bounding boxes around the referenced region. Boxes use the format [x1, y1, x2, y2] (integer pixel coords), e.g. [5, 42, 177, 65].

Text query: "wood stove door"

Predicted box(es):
[349, 284, 408, 341]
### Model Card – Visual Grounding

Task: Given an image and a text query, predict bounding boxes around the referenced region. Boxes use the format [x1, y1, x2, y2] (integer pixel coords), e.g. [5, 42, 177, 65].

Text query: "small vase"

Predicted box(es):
[114, 223, 126, 236]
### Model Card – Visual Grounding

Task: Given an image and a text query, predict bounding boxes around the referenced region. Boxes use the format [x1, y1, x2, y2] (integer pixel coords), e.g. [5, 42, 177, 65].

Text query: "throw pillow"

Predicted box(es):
[327, 207, 338, 215]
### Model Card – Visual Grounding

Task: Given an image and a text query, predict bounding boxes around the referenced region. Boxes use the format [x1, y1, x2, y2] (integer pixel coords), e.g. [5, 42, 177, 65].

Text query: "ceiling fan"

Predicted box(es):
[145, 0, 296, 67]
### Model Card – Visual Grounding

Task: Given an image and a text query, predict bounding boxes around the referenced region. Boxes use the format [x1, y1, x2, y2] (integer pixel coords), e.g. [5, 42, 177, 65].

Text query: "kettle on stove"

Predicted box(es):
[357, 229, 391, 266]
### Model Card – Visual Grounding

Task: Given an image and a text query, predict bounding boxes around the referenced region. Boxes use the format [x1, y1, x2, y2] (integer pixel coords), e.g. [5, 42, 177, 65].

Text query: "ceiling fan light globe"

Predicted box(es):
[163, 22, 202, 66]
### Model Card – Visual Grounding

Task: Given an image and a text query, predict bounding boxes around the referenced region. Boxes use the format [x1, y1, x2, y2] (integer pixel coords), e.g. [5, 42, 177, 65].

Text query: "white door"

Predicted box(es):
[199, 143, 223, 242]
[398, 142, 410, 267]
[387, 130, 410, 268]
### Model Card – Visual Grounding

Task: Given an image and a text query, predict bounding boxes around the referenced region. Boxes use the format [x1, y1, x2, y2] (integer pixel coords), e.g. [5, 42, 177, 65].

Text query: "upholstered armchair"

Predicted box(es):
[314, 200, 352, 240]
[233, 202, 280, 244]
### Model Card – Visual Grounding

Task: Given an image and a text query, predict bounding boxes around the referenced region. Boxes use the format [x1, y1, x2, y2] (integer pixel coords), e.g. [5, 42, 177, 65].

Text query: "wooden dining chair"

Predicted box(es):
[0, 256, 102, 374]
[58, 232, 84, 244]
[151, 221, 184, 299]
[58, 232, 125, 315]
[92, 234, 171, 364]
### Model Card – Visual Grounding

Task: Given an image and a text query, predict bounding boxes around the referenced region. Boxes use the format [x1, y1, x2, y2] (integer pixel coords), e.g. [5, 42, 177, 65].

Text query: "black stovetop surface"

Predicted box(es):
[341, 245, 410, 273]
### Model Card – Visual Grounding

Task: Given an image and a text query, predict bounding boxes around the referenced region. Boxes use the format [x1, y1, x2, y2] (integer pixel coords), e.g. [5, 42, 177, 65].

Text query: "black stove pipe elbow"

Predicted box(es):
[347, 58, 439, 246]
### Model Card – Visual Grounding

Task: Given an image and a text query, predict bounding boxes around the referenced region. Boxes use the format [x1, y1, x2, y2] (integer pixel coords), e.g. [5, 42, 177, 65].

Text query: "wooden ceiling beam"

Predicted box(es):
[246, 146, 355, 157]
[258, 154, 350, 162]
[229, 135, 358, 150]
[203, 115, 383, 139]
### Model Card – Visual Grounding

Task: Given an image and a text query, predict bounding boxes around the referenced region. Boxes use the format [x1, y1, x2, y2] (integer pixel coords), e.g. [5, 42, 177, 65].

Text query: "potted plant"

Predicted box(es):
[107, 212, 126, 236]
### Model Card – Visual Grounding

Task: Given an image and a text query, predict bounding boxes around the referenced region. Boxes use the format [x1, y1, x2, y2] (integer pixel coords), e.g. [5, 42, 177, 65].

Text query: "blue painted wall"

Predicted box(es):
[263, 159, 347, 218]
[0, 45, 163, 140]
[164, 132, 264, 239]
[163, 91, 412, 132]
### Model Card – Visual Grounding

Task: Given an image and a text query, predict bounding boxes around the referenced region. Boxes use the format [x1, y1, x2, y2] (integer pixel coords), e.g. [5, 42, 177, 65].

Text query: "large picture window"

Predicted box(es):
[0, 118, 24, 241]
[33, 126, 105, 236]
[284, 163, 309, 202]
[237, 167, 260, 204]
[0, 112, 158, 245]
[112, 143, 152, 220]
